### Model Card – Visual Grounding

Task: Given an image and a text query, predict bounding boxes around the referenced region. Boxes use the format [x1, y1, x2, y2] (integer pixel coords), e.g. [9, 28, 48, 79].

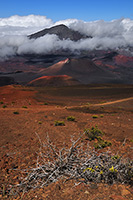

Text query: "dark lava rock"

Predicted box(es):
[29, 24, 89, 41]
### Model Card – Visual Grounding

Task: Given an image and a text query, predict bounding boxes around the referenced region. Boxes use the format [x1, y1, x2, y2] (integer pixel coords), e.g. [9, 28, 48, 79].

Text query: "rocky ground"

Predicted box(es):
[0, 85, 133, 199]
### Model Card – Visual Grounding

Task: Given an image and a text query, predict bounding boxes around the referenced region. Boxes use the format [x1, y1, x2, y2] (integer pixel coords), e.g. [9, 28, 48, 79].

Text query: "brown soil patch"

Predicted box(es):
[0, 85, 37, 105]
[0, 85, 133, 199]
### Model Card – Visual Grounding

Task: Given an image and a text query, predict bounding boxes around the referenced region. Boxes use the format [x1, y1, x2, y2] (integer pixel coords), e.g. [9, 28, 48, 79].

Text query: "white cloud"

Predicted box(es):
[0, 15, 133, 60]
[0, 15, 53, 36]
[17, 34, 59, 54]
[0, 15, 53, 28]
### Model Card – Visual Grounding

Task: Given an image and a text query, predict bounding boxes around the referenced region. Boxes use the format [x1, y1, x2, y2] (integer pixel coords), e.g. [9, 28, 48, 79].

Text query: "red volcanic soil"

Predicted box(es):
[94, 60, 116, 70]
[95, 54, 133, 69]
[114, 55, 133, 67]
[0, 85, 133, 199]
[28, 74, 80, 87]
[0, 85, 37, 105]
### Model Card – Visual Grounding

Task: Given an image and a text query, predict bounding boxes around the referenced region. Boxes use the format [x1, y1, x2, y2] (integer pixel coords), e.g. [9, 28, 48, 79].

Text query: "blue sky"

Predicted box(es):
[0, 0, 133, 21]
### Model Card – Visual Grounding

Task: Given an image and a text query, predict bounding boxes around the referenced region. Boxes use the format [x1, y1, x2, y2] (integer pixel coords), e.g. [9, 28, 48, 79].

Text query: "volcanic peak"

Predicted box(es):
[29, 24, 89, 41]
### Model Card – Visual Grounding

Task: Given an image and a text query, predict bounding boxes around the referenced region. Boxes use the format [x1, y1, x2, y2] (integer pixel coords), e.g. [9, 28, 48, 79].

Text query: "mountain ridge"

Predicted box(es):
[28, 24, 89, 41]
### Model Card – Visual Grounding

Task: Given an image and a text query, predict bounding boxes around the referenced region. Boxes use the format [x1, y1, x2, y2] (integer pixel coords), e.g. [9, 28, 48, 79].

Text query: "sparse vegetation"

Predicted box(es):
[44, 102, 48, 105]
[13, 111, 19, 115]
[8, 133, 132, 197]
[87, 102, 90, 106]
[85, 126, 103, 141]
[2, 105, 7, 108]
[67, 116, 76, 121]
[22, 106, 27, 109]
[54, 120, 65, 126]
[1, 84, 133, 199]
[94, 139, 112, 149]
[85, 126, 111, 149]
[92, 115, 98, 118]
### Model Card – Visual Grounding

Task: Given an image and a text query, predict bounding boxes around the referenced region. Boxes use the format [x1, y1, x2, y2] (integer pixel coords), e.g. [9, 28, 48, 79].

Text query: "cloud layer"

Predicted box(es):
[0, 15, 133, 60]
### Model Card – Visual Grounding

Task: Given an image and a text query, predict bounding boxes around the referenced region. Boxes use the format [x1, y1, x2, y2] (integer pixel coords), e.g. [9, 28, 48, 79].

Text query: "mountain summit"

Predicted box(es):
[29, 24, 89, 41]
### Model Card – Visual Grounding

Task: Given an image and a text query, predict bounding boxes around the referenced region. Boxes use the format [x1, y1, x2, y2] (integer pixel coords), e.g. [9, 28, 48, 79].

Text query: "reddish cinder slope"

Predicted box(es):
[28, 75, 80, 87]
[39, 59, 70, 75]
[114, 55, 133, 67]
[39, 58, 117, 84]
[0, 85, 36, 105]
[40, 58, 100, 75]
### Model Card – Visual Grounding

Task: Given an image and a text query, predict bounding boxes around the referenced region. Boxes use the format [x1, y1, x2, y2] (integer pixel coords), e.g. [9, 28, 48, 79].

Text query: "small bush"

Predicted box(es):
[94, 139, 112, 149]
[38, 121, 42, 124]
[100, 114, 104, 118]
[13, 111, 19, 115]
[0, 101, 4, 104]
[67, 116, 76, 121]
[92, 115, 98, 118]
[54, 121, 65, 126]
[85, 126, 103, 141]
[3, 105, 7, 108]
[44, 102, 48, 105]
[100, 101, 106, 104]
[85, 126, 111, 149]
[22, 106, 27, 109]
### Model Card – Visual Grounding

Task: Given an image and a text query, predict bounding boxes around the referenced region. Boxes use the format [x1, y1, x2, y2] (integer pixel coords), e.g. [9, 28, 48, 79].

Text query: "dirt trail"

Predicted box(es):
[67, 97, 133, 110]
[1, 97, 133, 111]
[93, 97, 133, 106]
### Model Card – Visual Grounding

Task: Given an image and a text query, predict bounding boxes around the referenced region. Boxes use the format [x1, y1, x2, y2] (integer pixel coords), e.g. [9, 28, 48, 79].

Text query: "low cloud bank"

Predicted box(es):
[0, 15, 133, 60]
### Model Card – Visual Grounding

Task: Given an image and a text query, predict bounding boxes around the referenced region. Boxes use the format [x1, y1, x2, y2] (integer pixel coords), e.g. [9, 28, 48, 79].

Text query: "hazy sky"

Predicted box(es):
[0, 0, 133, 21]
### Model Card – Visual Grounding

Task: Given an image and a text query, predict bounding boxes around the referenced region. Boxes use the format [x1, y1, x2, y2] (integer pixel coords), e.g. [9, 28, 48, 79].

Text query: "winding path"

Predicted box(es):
[93, 97, 133, 106]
